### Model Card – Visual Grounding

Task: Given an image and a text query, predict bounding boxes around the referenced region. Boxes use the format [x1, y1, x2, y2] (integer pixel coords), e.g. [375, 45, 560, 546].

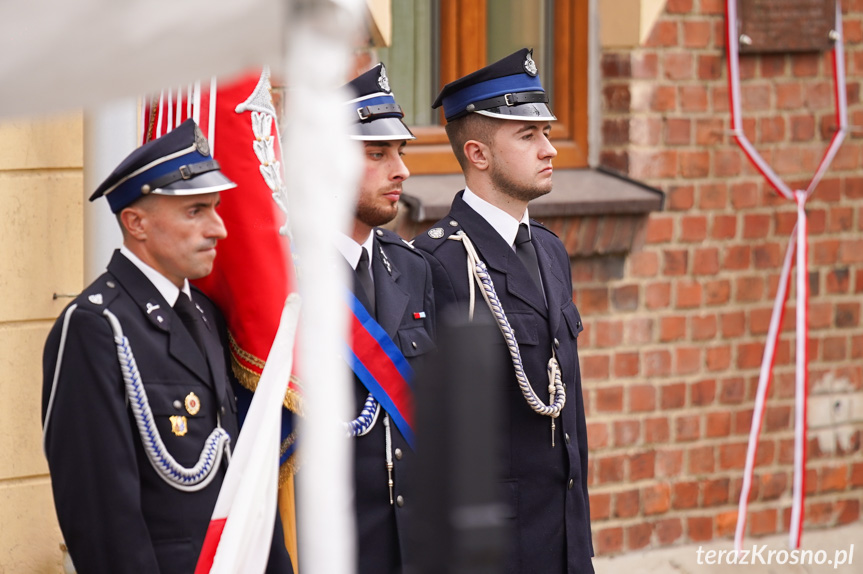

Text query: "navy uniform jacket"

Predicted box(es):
[351, 228, 435, 574]
[41, 251, 291, 574]
[412, 192, 593, 574]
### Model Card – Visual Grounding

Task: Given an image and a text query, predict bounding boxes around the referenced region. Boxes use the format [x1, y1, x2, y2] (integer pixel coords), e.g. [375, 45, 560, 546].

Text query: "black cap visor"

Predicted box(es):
[350, 117, 416, 141]
[475, 102, 556, 122]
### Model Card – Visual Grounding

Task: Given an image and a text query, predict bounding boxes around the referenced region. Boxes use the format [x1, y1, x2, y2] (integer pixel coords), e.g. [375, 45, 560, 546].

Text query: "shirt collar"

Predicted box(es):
[335, 231, 374, 271]
[120, 245, 191, 306]
[462, 186, 531, 248]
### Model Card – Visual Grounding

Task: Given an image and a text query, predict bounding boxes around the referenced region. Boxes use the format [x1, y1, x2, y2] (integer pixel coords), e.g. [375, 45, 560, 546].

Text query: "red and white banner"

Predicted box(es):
[195, 296, 301, 574]
[141, 68, 303, 572]
[725, 0, 848, 552]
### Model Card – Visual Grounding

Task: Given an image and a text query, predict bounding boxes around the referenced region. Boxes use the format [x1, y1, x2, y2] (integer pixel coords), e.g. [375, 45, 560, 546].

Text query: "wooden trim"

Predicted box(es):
[440, 0, 487, 85]
[405, 143, 462, 174]
[408, 0, 588, 174]
[409, 125, 451, 145]
[549, 0, 589, 167]
[572, 0, 590, 164]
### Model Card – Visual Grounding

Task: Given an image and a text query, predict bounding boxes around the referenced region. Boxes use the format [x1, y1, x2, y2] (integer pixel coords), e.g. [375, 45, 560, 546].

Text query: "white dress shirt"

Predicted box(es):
[462, 186, 531, 250]
[120, 245, 192, 305]
[335, 231, 375, 276]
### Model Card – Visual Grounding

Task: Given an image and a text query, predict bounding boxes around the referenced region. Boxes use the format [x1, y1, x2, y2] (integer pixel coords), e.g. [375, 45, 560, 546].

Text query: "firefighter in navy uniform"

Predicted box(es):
[412, 49, 594, 574]
[339, 64, 436, 574]
[41, 119, 291, 574]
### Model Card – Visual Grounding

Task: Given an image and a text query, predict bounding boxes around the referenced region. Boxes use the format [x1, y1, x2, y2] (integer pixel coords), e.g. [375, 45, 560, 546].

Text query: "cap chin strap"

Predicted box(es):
[465, 90, 548, 114]
[142, 159, 222, 193]
[356, 103, 405, 121]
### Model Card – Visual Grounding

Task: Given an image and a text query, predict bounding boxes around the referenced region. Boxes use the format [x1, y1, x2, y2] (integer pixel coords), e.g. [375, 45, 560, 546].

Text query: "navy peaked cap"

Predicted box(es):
[432, 48, 556, 123]
[89, 119, 236, 213]
[343, 63, 415, 141]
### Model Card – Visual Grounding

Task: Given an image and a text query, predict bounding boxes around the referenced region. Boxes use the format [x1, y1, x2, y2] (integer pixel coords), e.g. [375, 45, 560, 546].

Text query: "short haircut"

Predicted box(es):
[444, 113, 502, 171]
[116, 194, 157, 238]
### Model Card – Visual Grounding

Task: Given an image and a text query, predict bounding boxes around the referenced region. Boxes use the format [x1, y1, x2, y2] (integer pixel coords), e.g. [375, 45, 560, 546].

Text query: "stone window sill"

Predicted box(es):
[392, 167, 665, 259]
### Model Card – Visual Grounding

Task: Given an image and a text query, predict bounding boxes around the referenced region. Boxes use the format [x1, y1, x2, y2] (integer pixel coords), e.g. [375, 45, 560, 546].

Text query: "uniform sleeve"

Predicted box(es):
[418, 252, 437, 342]
[424, 252, 463, 325]
[562, 249, 594, 556]
[42, 308, 161, 573]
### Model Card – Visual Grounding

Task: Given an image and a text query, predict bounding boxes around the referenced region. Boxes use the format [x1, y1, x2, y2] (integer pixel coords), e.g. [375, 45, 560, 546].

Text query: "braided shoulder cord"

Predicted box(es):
[103, 309, 231, 492]
[42, 304, 79, 457]
[448, 232, 566, 420]
[346, 393, 381, 437]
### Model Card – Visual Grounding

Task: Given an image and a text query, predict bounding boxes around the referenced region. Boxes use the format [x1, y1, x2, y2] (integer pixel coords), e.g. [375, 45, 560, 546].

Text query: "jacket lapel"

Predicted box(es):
[451, 195, 548, 318]
[533, 235, 566, 337]
[108, 251, 212, 386]
[195, 298, 229, 402]
[372, 238, 409, 339]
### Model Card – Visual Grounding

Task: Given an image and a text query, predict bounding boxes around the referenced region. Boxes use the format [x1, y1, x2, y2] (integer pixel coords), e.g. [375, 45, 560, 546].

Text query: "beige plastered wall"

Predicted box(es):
[0, 113, 84, 573]
[600, 0, 667, 48]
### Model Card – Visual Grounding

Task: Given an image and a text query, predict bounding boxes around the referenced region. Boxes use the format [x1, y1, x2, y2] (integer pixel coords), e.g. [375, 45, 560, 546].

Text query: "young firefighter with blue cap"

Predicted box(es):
[41, 119, 291, 574]
[339, 63, 436, 574]
[412, 49, 594, 574]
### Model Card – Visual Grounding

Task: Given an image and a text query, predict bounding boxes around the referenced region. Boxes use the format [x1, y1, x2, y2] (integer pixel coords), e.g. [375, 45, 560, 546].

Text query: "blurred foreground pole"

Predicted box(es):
[83, 100, 136, 282]
[282, 1, 364, 573]
[409, 319, 509, 574]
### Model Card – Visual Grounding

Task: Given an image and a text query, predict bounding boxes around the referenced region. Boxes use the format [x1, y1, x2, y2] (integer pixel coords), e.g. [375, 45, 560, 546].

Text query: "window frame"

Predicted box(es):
[403, 0, 589, 175]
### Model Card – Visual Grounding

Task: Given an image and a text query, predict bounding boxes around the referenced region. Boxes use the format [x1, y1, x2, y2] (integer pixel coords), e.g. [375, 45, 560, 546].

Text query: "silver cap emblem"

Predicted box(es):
[194, 125, 211, 156]
[378, 64, 391, 93]
[524, 52, 538, 77]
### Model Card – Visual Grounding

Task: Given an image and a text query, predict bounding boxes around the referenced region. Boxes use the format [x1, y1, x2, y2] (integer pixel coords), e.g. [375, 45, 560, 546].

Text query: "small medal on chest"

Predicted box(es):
[170, 415, 188, 437]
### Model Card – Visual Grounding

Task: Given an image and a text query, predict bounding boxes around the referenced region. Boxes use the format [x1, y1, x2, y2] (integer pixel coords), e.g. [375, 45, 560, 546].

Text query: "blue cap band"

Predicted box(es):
[442, 73, 544, 121]
[107, 149, 208, 212]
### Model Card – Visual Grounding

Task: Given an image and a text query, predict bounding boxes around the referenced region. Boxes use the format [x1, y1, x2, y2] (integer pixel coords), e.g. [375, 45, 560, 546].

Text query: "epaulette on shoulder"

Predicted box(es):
[75, 275, 121, 311]
[374, 228, 412, 248]
[412, 218, 462, 253]
[530, 218, 559, 239]
[190, 283, 213, 302]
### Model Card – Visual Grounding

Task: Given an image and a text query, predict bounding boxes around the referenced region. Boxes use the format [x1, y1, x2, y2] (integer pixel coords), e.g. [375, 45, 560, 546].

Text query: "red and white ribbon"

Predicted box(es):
[725, 0, 847, 552]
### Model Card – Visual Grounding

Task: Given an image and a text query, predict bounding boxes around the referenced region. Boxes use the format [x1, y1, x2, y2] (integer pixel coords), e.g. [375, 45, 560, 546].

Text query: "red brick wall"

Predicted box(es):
[589, 0, 863, 555]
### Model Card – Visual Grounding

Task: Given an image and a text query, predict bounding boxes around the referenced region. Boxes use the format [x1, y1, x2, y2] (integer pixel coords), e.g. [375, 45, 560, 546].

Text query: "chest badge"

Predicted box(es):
[170, 415, 188, 437]
[185, 392, 201, 416]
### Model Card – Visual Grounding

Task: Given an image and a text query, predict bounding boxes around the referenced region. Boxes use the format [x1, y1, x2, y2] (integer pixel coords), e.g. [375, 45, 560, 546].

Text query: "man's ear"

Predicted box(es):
[120, 206, 147, 241]
[463, 139, 490, 172]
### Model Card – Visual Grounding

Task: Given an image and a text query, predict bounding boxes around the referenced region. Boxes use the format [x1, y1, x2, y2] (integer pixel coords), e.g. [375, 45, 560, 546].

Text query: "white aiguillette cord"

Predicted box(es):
[449, 231, 565, 447]
[43, 305, 230, 492]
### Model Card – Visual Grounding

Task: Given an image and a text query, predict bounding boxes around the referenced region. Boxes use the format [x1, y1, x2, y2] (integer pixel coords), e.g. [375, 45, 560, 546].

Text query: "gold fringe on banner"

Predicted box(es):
[228, 332, 304, 415]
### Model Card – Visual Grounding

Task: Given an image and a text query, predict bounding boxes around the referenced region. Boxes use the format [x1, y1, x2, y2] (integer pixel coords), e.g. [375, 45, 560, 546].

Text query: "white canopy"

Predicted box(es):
[0, 0, 285, 118]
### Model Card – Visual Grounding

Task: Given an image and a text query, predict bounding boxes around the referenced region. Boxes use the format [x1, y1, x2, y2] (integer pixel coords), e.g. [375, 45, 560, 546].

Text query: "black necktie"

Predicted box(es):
[356, 247, 376, 315]
[515, 223, 543, 294]
[174, 293, 207, 355]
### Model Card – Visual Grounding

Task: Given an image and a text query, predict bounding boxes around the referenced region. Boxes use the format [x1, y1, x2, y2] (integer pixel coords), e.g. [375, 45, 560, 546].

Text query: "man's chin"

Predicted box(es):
[359, 206, 399, 228]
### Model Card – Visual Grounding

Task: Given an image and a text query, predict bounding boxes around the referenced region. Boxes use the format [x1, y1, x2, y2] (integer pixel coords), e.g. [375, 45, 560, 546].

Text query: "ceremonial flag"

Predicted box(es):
[142, 68, 303, 572]
[195, 296, 301, 574]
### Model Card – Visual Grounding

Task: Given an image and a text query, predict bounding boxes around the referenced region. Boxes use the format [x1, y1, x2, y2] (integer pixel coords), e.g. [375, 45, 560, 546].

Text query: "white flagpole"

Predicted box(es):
[282, 1, 364, 572]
